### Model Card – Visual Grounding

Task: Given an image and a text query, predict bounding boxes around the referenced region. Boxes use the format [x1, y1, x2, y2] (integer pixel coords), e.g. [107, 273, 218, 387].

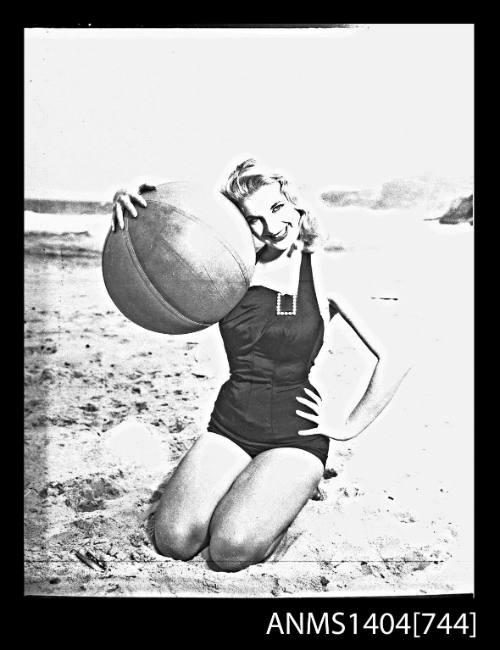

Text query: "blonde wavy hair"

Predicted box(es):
[221, 158, 323, 252]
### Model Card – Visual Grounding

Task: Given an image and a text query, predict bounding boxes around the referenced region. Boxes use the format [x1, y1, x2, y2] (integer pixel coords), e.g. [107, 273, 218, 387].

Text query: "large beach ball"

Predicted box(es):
[102, 181, 255, 334]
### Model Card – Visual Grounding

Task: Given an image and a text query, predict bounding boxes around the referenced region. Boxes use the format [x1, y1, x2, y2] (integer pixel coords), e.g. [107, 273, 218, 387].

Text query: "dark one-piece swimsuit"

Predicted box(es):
[207, 251, 337, 466]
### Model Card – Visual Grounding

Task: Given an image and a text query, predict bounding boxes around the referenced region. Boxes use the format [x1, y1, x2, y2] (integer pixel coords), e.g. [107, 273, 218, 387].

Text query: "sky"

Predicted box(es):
[25, 25, 474, 201]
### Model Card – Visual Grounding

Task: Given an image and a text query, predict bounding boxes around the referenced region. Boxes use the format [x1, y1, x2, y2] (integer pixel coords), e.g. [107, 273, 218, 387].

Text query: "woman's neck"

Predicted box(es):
[250, 242, 302, 294]
[257, 242, 298, 264]
[257, 247, 285, 263]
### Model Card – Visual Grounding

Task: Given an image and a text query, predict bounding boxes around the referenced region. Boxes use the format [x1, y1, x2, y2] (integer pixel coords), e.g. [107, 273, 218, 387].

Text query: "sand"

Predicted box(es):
[24, 211, 473, 597]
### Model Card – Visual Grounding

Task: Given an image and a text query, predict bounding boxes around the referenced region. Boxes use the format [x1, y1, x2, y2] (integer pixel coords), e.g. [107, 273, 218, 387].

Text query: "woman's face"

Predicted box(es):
[240, 183, 301, 252]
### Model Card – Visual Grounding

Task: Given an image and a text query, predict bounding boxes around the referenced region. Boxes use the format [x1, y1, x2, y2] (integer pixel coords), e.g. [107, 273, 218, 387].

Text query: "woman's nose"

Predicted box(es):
[263, 218, 286, 235]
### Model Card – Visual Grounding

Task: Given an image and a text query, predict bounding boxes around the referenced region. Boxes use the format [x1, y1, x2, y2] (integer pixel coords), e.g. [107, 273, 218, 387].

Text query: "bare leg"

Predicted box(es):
[208, 447, 323, 572]
[154, 431, 251, 560]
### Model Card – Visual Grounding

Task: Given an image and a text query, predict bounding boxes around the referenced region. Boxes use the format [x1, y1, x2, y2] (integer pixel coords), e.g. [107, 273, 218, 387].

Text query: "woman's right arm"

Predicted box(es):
[110, 183, 156, 231]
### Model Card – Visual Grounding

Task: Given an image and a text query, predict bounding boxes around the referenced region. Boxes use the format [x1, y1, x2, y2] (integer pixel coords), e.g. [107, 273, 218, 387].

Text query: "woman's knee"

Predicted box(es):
[154, 515, 207, 560]
[209, 531, 268, 572]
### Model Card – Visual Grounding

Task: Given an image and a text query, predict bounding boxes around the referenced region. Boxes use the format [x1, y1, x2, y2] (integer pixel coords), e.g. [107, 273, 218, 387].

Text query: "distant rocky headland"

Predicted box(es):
[25, 199, 113, 214]
[320, 175, 473, 212]
[437, 195, 473, 225]
[25, 174, 474, 226]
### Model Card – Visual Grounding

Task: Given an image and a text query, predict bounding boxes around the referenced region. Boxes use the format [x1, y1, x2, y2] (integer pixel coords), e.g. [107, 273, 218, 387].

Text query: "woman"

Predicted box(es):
[111, 159, 411, 572]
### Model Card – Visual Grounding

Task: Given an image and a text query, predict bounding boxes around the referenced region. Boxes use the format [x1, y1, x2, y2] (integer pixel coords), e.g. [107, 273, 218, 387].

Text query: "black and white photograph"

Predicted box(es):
[24, 25, 474, 601]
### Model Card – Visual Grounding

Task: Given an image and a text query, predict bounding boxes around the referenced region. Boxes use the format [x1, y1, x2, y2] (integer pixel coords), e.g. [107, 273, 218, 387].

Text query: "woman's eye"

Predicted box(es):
[271, 204, 283, 213]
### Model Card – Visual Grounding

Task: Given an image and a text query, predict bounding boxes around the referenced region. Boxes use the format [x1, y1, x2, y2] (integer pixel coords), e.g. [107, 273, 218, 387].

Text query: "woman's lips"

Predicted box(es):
[268, 227, 288, 242]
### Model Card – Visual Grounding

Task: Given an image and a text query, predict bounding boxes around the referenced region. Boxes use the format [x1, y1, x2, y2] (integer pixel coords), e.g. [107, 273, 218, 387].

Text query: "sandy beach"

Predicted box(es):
[24, 207, 473, 597]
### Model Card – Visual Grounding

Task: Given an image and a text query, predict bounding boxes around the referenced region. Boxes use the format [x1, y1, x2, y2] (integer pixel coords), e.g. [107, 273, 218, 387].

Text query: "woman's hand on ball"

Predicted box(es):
[111, 188, 148, 231]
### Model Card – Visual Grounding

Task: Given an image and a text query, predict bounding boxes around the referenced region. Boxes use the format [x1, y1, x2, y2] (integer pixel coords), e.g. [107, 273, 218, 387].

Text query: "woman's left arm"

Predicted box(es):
[297, 290, 413, 441]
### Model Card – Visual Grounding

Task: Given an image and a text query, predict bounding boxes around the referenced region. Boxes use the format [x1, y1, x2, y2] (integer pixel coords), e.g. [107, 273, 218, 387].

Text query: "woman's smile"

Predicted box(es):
[269, 226, 288, 241]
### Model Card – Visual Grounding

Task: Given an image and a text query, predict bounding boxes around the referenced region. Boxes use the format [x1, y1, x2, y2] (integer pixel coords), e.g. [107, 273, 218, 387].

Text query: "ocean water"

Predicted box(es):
[24, 205, 473, 298]
[24, 211, 111, 258]
[24, 173, 472, 259]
